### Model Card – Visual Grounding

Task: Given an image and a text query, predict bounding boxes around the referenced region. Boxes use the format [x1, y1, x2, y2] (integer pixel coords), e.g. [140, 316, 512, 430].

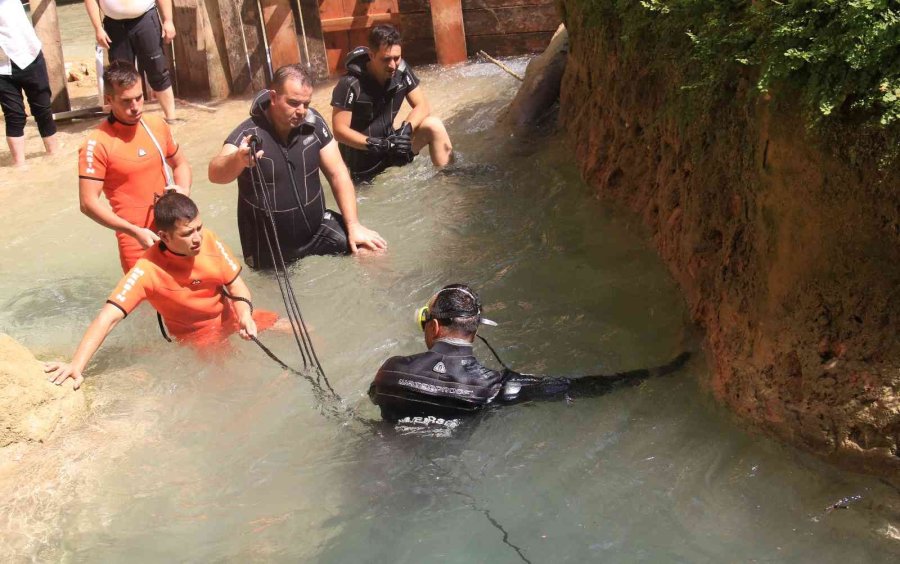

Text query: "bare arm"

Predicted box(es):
[208, 137, 264, 184]
[319, 139, 387, 252]
[332, 108, 370, 150]
[225, 275, 256, 339]
[405, 87, 431, 131]
[157, 0, 176, 43]
[43, 303, 125, 389]
[79, 177, 159, 249]
[83, 0, 111, 48]
[167, 147, 192, 193]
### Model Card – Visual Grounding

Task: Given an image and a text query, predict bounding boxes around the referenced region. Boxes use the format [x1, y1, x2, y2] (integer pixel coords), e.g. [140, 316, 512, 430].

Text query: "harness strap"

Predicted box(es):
[140, 118, 174, 186]
[157, 311, 172, 342]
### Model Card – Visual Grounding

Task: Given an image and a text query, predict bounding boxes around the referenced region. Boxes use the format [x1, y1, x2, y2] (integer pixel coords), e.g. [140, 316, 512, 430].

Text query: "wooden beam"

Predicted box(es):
[260, 0, 301, 71]
[199, 0, 229, 98]
[212, 0, 267, 94]
[170, 0, 210, 98]
[292, 0, 329, 82]
[430, 0, 467, 65]
[29, 0, 71, 113]
[321, 13, 399, 33]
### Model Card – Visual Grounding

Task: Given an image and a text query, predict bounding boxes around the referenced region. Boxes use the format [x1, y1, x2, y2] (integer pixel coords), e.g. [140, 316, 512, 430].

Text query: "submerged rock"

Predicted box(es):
[0, 333, 86, 449]
[502, 24, 569, 128]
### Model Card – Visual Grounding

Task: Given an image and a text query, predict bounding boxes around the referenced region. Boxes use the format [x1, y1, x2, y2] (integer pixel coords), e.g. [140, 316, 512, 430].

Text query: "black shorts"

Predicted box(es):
[0, 51, 56, 138]
[104, 9, 172, 91]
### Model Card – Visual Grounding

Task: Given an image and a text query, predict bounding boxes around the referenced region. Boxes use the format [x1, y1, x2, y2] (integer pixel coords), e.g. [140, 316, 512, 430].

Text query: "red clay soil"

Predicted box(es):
[558, 3, 900, 483]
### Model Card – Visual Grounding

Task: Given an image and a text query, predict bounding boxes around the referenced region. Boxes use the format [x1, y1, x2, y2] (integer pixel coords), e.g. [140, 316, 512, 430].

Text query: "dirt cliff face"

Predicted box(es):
[558, 2, 900, 481]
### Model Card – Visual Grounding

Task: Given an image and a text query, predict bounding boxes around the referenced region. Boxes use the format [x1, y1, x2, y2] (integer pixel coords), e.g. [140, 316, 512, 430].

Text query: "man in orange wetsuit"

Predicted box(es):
[44, 192, 277, 390]
[78, 60, 191, 273]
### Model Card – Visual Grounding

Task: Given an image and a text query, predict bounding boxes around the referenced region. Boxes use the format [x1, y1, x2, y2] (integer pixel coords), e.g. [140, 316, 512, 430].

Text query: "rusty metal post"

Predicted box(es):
[429, 0, 467, 65]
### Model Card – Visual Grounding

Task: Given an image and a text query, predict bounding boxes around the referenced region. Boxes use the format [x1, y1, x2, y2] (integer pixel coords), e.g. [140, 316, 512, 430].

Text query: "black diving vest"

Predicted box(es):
[331, 47, 420, 180]
[224, 91, 335, 268]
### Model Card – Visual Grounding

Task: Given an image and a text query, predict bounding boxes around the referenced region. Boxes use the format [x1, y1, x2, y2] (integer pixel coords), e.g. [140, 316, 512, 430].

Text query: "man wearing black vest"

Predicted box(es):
[331, 24, 453, 183]
[209, 64, 386, 269]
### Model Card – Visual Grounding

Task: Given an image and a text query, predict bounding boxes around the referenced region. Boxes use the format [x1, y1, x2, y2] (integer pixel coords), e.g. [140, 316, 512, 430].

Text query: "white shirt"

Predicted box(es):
[98, 0, 156, 21]
[0, 0, 42, 76]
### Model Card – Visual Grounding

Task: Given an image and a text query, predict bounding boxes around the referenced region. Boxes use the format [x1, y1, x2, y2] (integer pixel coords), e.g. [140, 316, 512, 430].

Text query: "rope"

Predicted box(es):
[245, 135, 336, 398]
[477, 335, 511, 371]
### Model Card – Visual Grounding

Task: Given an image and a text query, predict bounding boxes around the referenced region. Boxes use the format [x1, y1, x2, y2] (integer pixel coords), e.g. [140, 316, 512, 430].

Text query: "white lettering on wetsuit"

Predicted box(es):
[398, 416, 460, 428]
[398, 378, 475, 397]
[215, 240, 239, 272]
[116, 266, 145, 302]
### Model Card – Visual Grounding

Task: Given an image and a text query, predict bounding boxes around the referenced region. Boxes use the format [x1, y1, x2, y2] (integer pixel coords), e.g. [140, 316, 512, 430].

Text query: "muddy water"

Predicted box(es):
[2, 12, 900, 562]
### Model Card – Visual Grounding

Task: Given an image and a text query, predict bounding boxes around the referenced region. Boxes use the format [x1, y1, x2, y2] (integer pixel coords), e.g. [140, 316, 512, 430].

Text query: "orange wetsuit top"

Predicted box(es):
[106, 229, 276, 345]
[78, 114, 177, 272]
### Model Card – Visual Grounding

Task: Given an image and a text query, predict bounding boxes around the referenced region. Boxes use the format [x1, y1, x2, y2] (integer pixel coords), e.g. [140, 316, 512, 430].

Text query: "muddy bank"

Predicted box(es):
[558, 1, 900, 481]
[0, 334, 161, 559]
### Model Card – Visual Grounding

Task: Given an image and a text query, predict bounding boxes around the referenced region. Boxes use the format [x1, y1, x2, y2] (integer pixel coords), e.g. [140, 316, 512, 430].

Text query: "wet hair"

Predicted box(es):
[103, 60, 141, 96]
[368, 24, 402, 50]
[270, 64, 313, 91]
[431, 284, 481, 335]
[154, 192, 199, 232]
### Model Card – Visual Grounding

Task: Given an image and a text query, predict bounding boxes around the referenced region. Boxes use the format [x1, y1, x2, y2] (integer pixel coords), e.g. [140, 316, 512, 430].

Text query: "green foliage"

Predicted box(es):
[577, 0, 900, 128]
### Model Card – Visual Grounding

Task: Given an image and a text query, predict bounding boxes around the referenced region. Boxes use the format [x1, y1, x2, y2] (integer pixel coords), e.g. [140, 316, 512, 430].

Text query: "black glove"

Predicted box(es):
[387, 122, 414, 166]
[366, 136, 392, 156]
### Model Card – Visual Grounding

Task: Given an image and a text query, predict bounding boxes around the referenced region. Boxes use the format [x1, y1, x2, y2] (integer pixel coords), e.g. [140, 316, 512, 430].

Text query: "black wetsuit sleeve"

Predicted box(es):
[498, 352, 692, 404]
[331, 77, 359, 110]
[224, 119, 253, 147]
[311, 110, 334, 145]
[403, 66, 420, 94]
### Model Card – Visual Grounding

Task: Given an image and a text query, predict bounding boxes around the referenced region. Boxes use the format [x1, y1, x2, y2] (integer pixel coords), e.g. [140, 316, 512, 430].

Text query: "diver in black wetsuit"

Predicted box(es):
[331, 24, 453, 183]
[368, 284, 691, 423]
[209, 64, 386, 269]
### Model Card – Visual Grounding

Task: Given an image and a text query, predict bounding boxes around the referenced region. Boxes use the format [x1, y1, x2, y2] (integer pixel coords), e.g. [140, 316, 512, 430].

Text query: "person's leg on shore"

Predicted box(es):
[154, 85, 176, 122]
[131, 9, 177, 122]
[5, 136, 25, 166]
[20, 52, 58, 157]
[412, 115, 453, 166]
[0, 74, 28, 166]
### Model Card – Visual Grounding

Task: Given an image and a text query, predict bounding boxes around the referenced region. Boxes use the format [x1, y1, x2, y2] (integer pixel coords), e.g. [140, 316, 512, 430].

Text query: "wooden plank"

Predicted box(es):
[401, 38, 436, 66]
[30, 0, 71, 113]
[401, 0, 556, 12]
[467, 31, 554, 56]
[463, 6, 560, 36]
[199, 0, 229, 98]
[213, 0, 267, 94]
[261, 0, 302, 71]
[431, 0, 467, 65]
[294, 0, 330, 82]
[321, 13, 399, 33]
[171, 0, 210, 98]
[463, 0, 557, 9]
[324, 30, 351, 76]
[398, 12, 435, 40]
[53, 106, 104, 121]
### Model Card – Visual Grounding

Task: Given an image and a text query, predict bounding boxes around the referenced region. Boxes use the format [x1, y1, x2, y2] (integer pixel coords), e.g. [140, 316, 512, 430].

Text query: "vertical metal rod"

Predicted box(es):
[237, 5, 255, 87]
[291, 0, 312, 68]
[255, 0, 274, 81]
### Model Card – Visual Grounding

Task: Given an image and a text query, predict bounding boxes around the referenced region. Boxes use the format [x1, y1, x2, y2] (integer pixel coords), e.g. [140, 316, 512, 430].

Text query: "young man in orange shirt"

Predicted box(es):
[78, 60, 191, 273]
[44, 192, 276, 390]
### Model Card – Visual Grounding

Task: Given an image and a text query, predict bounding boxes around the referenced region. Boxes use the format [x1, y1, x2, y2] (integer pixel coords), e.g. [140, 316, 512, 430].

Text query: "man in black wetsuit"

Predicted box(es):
[369, 284, 691, 424]
[331, 24, 453, 183]
[208, 64, 386, 269]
